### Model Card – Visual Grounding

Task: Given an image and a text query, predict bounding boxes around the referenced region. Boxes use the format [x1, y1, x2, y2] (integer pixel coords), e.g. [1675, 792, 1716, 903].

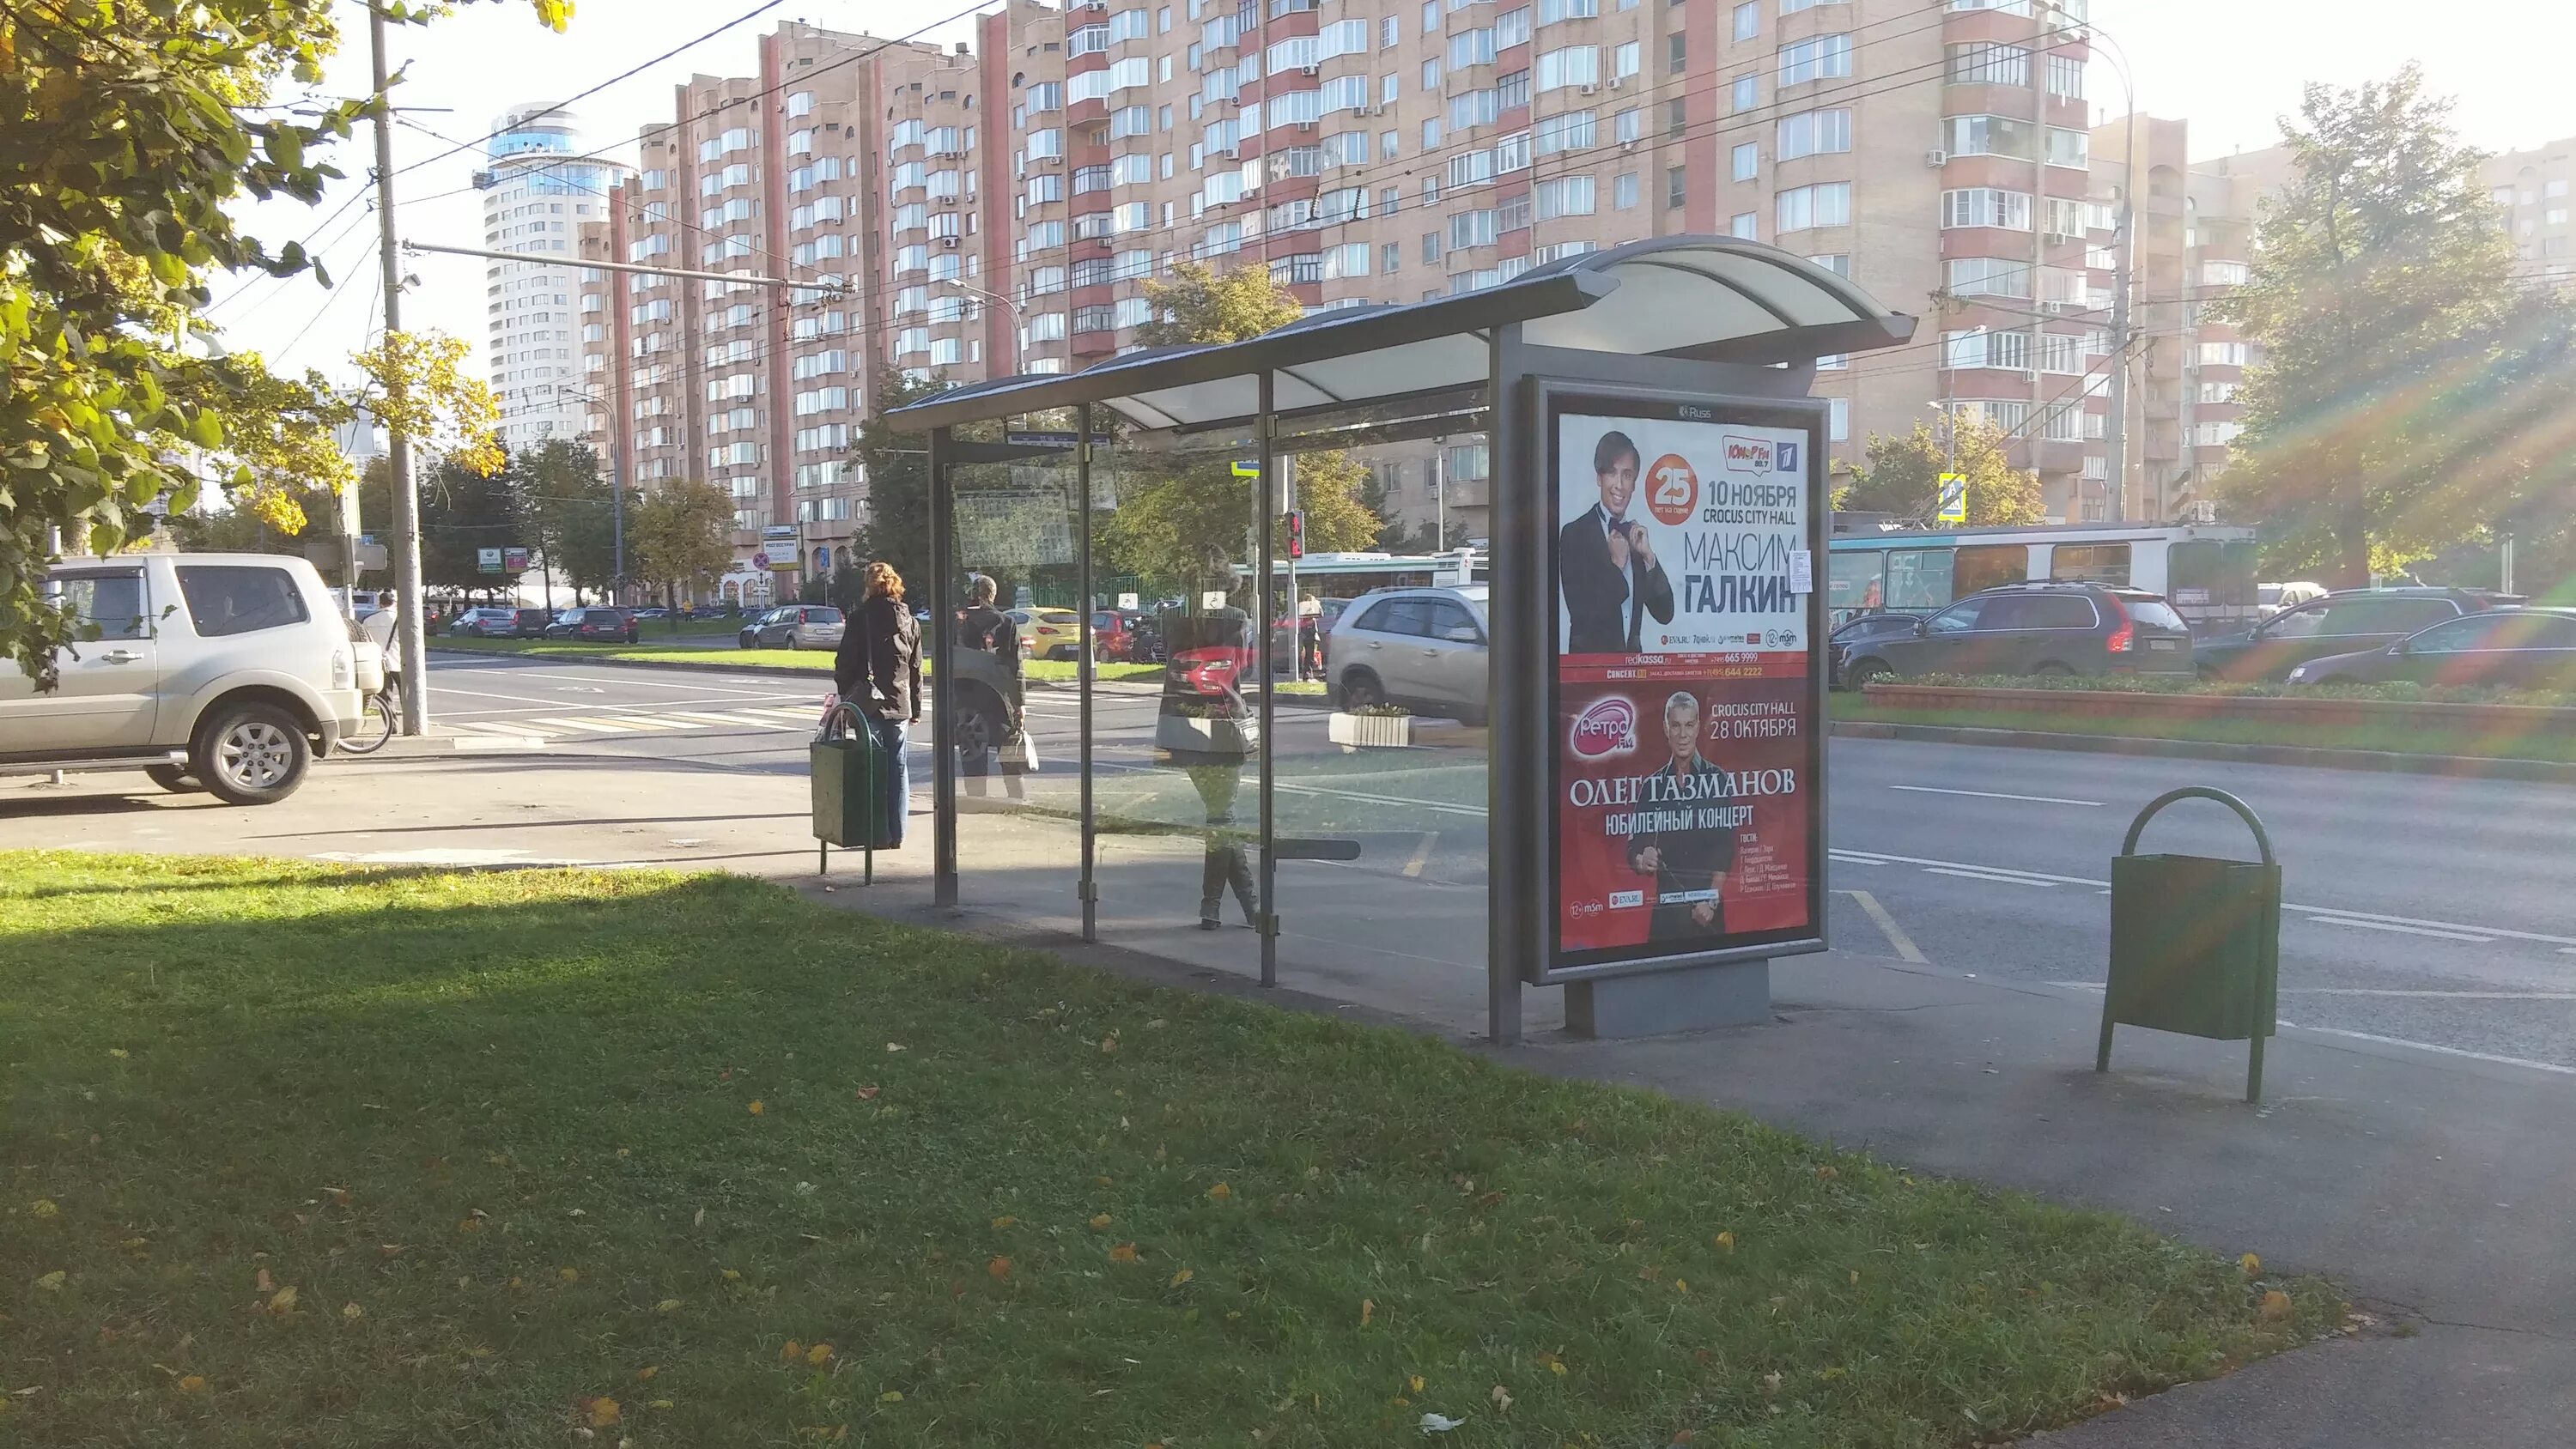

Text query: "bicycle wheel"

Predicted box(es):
[337, 688, 398, 755]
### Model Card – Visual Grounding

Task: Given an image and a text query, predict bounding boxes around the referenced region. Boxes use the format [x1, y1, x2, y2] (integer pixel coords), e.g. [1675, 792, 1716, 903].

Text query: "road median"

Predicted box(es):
[3, 852, 2339, 1446]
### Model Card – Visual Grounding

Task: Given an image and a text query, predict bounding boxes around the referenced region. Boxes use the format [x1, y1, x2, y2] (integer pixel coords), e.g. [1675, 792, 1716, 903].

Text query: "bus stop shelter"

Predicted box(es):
[885, 237, 1915, 1045]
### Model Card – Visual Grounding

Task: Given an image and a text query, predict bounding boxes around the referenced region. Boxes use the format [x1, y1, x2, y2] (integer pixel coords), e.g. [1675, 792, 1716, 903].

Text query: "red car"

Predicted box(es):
[1089, 609, 1133, 662]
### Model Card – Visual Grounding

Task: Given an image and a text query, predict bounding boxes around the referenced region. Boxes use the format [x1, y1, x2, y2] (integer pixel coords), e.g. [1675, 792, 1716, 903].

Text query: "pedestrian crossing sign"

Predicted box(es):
[1936, 472, 1967, 524]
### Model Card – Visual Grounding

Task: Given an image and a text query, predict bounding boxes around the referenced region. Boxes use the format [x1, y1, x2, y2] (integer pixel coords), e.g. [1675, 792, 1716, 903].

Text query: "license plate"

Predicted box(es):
[2148, 639, 2180, 651]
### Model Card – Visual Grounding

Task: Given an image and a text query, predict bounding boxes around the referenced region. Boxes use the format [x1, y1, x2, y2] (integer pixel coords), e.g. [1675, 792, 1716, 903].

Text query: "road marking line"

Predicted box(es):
[526, 716, 630, 733]
[744, 706, 828, 721]
[1402, 831, 1438, 878]
[665, 711, 793, 729]
[1889, 784, 2104, 808]
[2305, 916, 2494, 943]
[1842, 888, 1927, 963]
[1814, 846, 2576, 949]
[2277, 1023, 2576, 1077]
[449, 735, 546, 750]
[597, 714, 691, 730]
[1828, 850, 1893, 865]
[1923, 865, 2053, 888]
[2281, 988, 2576, 999]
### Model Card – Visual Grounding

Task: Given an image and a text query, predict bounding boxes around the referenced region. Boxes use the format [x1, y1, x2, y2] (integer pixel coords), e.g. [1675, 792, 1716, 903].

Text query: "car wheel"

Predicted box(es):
[144, 764, 202, 793]
[955, 694, 1003, 761]
[785, 635, 800, 650]
[739, 634, 756, 649]
[1340, 670, 1386, 708]
[2031, 661, 2075, 678]
[193, 702, 311, 806]
[1844, 658, 1890, 690]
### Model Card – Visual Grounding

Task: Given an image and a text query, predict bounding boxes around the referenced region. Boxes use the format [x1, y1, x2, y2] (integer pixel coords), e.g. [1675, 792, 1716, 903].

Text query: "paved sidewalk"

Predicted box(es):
[14, 753, 2573, 1446]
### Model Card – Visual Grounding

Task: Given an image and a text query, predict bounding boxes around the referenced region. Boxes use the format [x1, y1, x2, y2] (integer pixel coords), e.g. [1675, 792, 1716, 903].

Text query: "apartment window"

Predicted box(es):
[1073, 304, 1115, 334]
[1533, 109, 1595, 154]
[1422, 0, 1437, 31]
[2197, 379, 2239, 404]
[1827, 397, 1849, 442]
[2197, 341, 2249, 367]
[1667, 165, 1687, 209]
[1534, 173, 1595, 218]
[1807, 252, 1849, 276]
[1449, 208, 1499, 248]
[2039, 330, 2082, 374]
[1423, 230, 1443, 264]
[1321, 240, 1371, 279]
[1383, 13, 1400, 45]
[1947, 42, 2028, 87]
[1666, 97, 1686, 136]
[1942, 187, 2031, 230]
[1498, 69, 1530, 109]
[1732, 73, 1758, 113]
[1496, 5, 1531, 48]
[1538, 0, 1597, 19]
[1382, 240, 1401, 272]
[1732, 1, 1758, 39]
[2045, 54, 2085, 99]
[1614, 106, 1641, 142]
[1777, 106, 1850, 159]
[1536, 45, 1597, 91]
[1666, 33, 1686, 75]
[1943, 113, 2032, 161]
[1320, 75, 1368, 112]
[1946, 257, 2030, 297]
[1730, 210, 1758, 239]
[2045, 127, 2088, 167]
[1775, 181, 1850, 231]
[1778, 33, 1851, 85]
[2202, 259, 2250, 287]
[1449, 27, 1497, 68]
[1942, 327, 2026, 370]
[1732, 142, 1759, 182]
[1613, 40, 1639, 79]
[1613, 170, 1638, 209]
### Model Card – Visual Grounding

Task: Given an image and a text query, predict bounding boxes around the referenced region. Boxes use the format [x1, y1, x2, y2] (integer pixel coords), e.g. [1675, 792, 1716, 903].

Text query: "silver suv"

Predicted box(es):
[1324, 585, 1490, 723]
[0, 553, 368, 804]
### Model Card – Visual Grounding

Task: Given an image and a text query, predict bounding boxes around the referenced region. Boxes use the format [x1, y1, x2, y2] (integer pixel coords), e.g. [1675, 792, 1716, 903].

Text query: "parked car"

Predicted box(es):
[446, 606, 519, 637]
[0, 553, 368, 804]
[2288, 607, 2576, 689]
[2196, 587, 2521, 683]
[544, 607, 641, 644]
[1828, 612, 1930, 689]
[632, 607, 671, 621]
[508, 607, 552, 638]
[2258, 581, 2329, 617]
[1007, 608, 1084, 661]
[1324, 584, 1491, 723]
[1835, 582, 2195, 688]
[1087, 609, 1133, 662]
[738, 605, 845, 650]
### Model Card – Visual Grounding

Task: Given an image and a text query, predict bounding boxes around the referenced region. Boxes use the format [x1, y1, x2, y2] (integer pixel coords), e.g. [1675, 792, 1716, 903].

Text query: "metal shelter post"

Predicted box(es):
[1485, 325, 1533, 1045]
[1076, 404, 1098, 943]
[1255, 371, 1279, 988]
[928, 425, 958, 909]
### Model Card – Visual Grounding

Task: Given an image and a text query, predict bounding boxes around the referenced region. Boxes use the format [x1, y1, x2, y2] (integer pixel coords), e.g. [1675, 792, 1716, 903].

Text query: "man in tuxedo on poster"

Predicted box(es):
[1624, 689, 1736, 944]
[1558, 429, 1674, 653]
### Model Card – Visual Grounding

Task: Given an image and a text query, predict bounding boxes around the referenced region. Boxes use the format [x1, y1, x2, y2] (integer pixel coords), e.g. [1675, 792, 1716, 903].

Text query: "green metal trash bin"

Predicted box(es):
[2097, 786, 2281, 1103]
[812, 700, 896, 882]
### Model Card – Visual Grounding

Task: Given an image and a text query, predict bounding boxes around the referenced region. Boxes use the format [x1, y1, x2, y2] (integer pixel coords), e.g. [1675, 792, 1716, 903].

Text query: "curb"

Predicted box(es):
[426, 646, 1334, 703]
[1829, 718, 2576, 784]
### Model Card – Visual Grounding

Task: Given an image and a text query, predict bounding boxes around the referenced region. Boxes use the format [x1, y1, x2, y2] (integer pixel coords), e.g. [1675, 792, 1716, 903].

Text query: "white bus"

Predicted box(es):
[1828, 522, 2261, 635]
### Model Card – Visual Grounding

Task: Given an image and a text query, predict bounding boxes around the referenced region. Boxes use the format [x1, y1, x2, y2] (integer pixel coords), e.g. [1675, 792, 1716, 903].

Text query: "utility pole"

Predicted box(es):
[2104, 108, 2137, 521]
[369, 3, 428, 735]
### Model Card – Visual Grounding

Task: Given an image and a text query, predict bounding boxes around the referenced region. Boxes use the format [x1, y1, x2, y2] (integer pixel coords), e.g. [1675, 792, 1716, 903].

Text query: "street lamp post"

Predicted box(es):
[938, 277, 1025, 374]
[556, 384, 626, 603]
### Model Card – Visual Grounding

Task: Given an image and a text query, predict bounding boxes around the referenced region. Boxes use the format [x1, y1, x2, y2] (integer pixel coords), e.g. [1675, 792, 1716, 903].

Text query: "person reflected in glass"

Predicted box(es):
[833, 561, 920, 847]
[1158, 600, 1259, 930]
[956, 573, 1027, 802]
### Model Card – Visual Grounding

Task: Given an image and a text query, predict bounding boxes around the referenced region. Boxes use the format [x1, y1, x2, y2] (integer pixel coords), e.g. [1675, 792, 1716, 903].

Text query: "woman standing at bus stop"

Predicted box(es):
[834, 561, 920, 847]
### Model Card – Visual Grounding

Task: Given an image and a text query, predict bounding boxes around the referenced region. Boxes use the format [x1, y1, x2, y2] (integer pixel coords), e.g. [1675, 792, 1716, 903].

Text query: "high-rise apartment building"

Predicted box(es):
[580, 0, 2147, 590]
[481, 104, 628, 453]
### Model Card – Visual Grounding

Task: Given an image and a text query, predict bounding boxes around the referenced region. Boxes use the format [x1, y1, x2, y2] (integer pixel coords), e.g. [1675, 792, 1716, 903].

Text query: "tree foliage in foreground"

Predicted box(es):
[2217, 66, 2576, 586]
[1835, 420, 2044, 527]
[0, 0, 565, 686]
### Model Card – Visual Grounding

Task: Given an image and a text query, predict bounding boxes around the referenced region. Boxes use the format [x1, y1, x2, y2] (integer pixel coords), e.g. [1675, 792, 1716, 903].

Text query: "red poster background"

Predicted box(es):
[1555, 653, 1814, 958]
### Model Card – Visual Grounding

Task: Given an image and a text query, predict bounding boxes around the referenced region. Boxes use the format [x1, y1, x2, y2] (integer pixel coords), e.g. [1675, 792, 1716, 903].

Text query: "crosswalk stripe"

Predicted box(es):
[531, 716, 637, 732]
[668, 710, 798, 728]
[744, 706, 827, 721]
[594, 714, 690, 729]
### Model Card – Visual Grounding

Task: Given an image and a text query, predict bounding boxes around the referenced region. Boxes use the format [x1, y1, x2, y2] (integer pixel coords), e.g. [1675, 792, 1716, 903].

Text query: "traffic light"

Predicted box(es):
[1285, 508, 1305, 560]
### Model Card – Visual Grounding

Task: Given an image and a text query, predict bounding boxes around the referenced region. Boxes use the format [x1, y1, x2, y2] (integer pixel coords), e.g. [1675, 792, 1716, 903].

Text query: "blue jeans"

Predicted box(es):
[866, 717, 910, 847]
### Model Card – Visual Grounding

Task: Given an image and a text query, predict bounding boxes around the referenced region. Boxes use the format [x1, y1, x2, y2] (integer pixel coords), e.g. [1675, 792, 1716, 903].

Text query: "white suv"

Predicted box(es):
[0, 553, 369, 804]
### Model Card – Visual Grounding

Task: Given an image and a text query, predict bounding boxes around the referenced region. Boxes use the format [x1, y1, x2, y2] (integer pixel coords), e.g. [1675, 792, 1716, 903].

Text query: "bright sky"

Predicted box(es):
[215, 0, 2576, 389]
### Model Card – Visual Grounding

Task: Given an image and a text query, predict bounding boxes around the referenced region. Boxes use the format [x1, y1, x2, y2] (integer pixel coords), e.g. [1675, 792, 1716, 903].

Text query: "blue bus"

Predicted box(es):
[1827, 522, 2260, 635]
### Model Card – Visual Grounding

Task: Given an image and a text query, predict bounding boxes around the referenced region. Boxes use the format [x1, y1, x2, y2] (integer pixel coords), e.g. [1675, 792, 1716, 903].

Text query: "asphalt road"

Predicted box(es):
[422, 653, 2576, 1070]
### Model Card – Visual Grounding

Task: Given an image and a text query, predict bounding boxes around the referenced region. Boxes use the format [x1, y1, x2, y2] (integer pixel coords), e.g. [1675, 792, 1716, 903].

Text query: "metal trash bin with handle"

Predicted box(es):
[811, 698, 897, 882]
[2097, 786, 2281, 1103]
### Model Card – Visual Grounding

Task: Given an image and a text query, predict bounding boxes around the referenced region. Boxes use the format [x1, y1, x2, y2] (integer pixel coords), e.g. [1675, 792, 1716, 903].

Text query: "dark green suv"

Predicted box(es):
[2194, 588, 2520, 682]
[1838, 583, 2195, 686]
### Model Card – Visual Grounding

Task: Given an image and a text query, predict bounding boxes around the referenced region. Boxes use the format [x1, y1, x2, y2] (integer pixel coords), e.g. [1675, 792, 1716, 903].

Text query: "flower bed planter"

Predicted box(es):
[1328, 711, 1413, 749]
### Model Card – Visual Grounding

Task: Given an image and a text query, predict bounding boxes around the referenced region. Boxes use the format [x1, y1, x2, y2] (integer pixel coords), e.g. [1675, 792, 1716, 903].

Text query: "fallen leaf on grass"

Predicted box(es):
[2240, 1252, 2262, 1276]
[1420, 1411, 1467, 1433]
[649, 1399, 674, 1410]
[559, 1268, 580, 1282]
[885, 1043, 906, 1053]
[807, 1343, 834, 1367]
[655, 1299, 683, 1313]
[988, 1257, 1012, 1280]
[176, 1375, 204, 1393]
[27, 1200, 57, 1220]
[256, 1268, 272, 1294]
[990, 1215, 1016, 1229]
[878, 1390, 904, 1404]
[1760, 1372, 1783, 1395]
[1814, 1166, 1838, 1180]
[107, 1048, 128, 1059]
[855, 1087, 880, 1100]
[1359, 1299, 1375, 1327]
[1714, 1231, 1735, 1252]
[2259, 1289, 2293, 1322]
[1488, 1384, 1510, 1411]
[583, 1396, 621, 1428]
[264, 1286, 298, 1314]
[1109, 1243, 1139, 1264]
[1089, 1214, 1113, 1230]
[781, 1340, 803, 1363]
[342, 1302, 363, 1321]
[1206, 1182, 1232, 1201]
[748, 1100, 764, 1117]
[636, 1366, 659, 1382]
[1169, 1268, 1194, 1288]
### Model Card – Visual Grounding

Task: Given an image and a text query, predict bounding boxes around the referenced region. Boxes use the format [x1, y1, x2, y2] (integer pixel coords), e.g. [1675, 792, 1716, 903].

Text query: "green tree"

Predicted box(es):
[419, 452, 524, 595]
[2215, 67, 2524, 586]
[513, 440, 615, 597]
[629, 479, 735, 609]
[1834, 420, 2042, 526]
[848, 367, 951, 597]
[0, 0, 567, 685]
[1106, 266, 1382, 594]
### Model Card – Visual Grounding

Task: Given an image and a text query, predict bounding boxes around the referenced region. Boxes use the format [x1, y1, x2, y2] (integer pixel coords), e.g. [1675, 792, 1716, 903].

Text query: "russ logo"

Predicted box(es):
[1571, 696, 1637, 758]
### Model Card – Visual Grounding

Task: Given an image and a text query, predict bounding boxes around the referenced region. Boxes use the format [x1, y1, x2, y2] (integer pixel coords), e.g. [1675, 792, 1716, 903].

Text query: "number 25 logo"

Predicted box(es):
[1645, 453, 1698, 525]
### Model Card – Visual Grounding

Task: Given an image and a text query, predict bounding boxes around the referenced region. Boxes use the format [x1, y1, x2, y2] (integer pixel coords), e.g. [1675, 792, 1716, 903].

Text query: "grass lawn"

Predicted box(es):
[2, 852, 2338, 1446]
[1833, 696, 2576, 765]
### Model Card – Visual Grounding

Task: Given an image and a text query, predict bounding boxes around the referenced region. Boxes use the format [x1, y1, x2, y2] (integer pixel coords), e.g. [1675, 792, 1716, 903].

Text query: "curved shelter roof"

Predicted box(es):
[885, 236, 1915, 437]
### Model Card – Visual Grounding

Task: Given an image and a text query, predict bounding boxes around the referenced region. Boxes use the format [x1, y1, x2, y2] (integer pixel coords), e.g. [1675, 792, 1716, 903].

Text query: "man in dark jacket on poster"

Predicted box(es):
[1559, 428, 1675, 653]
[1624, 689, 1736, 945]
